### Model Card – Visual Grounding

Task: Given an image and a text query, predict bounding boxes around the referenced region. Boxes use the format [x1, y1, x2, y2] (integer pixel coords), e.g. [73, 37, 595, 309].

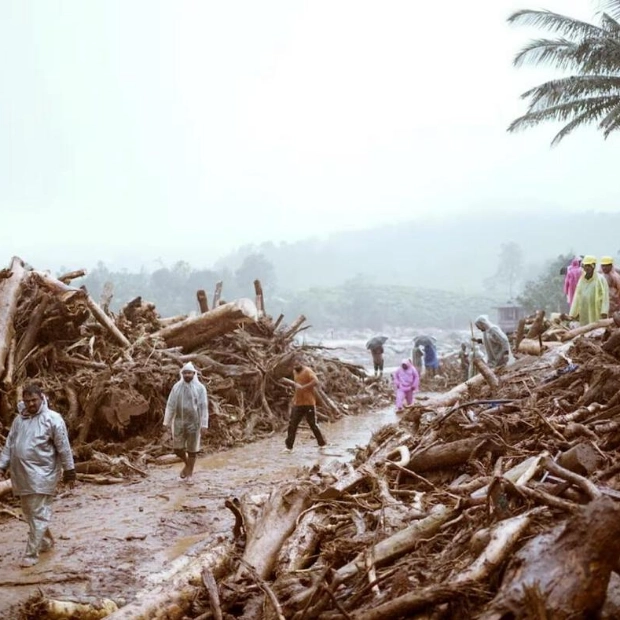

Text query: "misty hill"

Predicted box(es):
[215, 211, 620, 295]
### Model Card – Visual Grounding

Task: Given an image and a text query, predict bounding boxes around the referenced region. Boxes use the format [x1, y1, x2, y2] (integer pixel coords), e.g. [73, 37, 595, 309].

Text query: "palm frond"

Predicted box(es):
[598, 100, 620, 134]
[598, 1, 620, 21]
[514, 37, 620, 73]
[522, 75, 620, 110]
[508, 10, 607, 40]
[508, 95, 618, 142]
[600, 12, 620, 32]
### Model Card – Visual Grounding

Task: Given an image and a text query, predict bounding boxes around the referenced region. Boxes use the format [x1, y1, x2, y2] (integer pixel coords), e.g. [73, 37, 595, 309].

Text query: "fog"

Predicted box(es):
[1, 0, 618, 288]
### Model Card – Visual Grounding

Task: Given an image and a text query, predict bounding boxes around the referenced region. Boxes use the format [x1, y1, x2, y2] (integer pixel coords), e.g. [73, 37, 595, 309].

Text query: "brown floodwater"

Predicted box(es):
[0, 405, 399, 616]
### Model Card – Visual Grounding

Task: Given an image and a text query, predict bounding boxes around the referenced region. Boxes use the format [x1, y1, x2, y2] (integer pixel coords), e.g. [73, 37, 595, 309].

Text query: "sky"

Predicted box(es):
[1, 0, 618, 272]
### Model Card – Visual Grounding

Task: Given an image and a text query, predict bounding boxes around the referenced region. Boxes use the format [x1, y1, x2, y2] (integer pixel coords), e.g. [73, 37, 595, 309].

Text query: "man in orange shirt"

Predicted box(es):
[283, 359, 327, 453]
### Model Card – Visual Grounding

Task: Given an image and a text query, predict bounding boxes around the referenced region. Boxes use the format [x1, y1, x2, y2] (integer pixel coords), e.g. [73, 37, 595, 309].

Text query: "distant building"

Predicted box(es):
[496, 303, 527, 335]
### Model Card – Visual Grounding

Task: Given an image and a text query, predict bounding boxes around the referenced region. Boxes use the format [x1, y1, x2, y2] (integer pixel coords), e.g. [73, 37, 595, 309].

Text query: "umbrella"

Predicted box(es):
[366, 336, 388, 350]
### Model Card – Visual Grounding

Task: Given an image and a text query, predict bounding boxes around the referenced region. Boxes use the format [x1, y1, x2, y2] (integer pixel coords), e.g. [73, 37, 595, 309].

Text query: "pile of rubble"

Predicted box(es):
[83, 316, 620, 619]
[0, 256, 391, 476]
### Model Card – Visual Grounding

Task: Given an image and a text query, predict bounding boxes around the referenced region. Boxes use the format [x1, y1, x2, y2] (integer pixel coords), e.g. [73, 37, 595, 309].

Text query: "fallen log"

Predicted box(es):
[518, 338, 563, 356]
[106, 539, 232, 620]
[0, 257, 28, 380]
[234, 484, 311, 580]
[351, 508, 543, 620]
[407, 435, 506, 473]
[84, 293, 131, 348]
[152, 299, 258, 350]
[561, 318, 614, 341]
[481, 497, 620, 619]
[472, 357, 499, 390]
[15, 294, 50, 369]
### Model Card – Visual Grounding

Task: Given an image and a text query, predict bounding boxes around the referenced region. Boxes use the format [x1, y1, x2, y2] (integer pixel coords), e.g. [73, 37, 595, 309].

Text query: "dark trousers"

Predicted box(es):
[286, 405, 326, 449]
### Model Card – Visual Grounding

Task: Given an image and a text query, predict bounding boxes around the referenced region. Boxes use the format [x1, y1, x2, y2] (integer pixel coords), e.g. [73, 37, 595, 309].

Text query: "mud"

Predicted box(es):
[0, 405, 399, 617]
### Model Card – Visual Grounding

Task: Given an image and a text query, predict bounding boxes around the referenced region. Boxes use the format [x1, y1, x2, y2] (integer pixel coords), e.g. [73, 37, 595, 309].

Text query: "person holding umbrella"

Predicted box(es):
[366, 336, 388, 377]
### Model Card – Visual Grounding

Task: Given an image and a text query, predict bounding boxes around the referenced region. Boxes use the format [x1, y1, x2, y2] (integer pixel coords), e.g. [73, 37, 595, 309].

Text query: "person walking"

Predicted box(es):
[392, 359, 420, 412]
[569, 256, 609, 326]
[370, 344, 385, 377]
[0, 384, 76, 568]
[283, 359, 327, 453]
[163, 361, 209, 484]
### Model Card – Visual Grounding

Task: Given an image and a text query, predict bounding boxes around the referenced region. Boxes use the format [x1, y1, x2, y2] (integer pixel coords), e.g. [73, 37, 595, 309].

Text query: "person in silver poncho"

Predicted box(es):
[0, 384, 75, 568]
[474, 315, 513, 369]
[163, 362, 208, 484]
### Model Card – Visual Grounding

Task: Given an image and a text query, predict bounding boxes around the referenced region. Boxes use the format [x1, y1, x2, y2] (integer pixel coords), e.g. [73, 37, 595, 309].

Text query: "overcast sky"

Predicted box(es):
[1, 0, 617, 271]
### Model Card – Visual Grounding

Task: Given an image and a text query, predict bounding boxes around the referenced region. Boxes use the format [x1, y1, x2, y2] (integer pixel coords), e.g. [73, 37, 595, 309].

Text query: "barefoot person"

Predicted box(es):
[163, 362, 208, 484]
[0, 384, 76, 568]
[283, 358, 327, 453]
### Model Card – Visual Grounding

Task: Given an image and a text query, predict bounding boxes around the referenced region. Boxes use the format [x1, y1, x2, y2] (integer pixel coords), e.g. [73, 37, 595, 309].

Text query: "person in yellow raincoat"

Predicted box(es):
[569, 256, 609, 326]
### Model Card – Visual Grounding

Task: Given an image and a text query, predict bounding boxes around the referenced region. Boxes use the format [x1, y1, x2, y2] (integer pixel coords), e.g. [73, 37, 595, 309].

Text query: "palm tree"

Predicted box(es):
[508, 5, 620, 144]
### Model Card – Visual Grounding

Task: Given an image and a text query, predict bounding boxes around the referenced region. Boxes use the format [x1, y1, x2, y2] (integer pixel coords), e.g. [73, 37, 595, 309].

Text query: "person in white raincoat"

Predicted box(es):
[474, 315, 513, 369]
[0, 384, 75, 568]
[163, 362, 208, 484]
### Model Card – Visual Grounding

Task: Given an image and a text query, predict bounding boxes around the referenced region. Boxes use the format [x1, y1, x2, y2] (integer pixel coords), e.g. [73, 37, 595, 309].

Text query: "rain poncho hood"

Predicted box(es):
[392, 359, 420, 392]
[0, 396, 74, 496]
[564, 259, 583, 305]
[414, 336, 438, 369]
[570, 270, 610, 326]
[163, 363, 209, 429]
[474, 315, 512, 369]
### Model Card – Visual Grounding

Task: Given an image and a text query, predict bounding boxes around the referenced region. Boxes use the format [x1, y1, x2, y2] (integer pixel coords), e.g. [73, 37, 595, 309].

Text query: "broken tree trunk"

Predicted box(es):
[233, 485, 311, 581]
[84, 293, 131, 348]
[253, 279, 265, 317]
[473, 358, 499, 390]
[196, 290, 209, 313]
[15, 294, 50, 368]
[212, 281, 223, 307]
[153, 298, 258, 351]
[481, 497, 620, 619]
[0, 257, 28, 381]
[106, 539, 232, 620]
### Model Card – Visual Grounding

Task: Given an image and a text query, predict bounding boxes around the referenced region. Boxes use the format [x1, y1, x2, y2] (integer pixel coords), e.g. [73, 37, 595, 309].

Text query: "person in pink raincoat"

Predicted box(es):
[392, 359, 420, 412]
[564, 258, 582, 306]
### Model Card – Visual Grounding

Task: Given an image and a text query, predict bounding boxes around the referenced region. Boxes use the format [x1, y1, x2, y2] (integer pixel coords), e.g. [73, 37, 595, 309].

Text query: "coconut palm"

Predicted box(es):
[508, 6, 620, 144]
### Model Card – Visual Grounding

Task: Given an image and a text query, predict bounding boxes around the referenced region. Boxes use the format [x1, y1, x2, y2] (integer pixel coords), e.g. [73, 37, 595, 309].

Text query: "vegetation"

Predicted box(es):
[508, 4, 620, 144]
[517, 251, 575, 313]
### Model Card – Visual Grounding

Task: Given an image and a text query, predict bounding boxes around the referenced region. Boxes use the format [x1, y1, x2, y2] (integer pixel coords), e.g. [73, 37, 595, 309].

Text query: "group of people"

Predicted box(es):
[0, 357, 326, 567]
[564, 255, 620, 325]
[383, 314, 514, 413]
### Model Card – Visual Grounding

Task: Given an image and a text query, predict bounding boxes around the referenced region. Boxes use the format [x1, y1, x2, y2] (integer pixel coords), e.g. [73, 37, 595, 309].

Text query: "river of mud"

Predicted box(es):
[0, 404, 400, 617]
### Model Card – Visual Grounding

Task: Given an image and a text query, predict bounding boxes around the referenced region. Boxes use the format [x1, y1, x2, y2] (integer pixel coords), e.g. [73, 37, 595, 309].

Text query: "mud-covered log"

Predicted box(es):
[482, 497, 620, 619]
[26, 596, 118, 619]
[407, 435, 505, 473]
[153, 298, 258, 351]
[234, 485, 311, 580]
[84, 294, 131, 348]
[473, 357, 499, 390]
[518, 338, 563, 356]
[15, 293, 50, 368]
[106, 539, 232, 620]
[0, 257, 28, 380]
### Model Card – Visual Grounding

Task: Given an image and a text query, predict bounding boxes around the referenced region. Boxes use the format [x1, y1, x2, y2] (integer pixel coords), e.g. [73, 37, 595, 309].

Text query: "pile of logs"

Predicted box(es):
[90, 316, 620, 619]
[0, 256, 391, 460]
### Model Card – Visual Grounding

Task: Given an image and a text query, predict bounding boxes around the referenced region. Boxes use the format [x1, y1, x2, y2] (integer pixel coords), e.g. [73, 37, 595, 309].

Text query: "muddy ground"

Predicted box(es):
[0, 405, 399, 617]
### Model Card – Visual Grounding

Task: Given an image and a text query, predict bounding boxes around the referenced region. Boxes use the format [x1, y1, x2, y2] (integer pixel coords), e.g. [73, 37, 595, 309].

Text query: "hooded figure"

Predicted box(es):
[569, 256, 609, 326]
[0, 384, 75, 567]
[564, 258, 582, 306]
[392, 359, 420, 411]
[164, 362, 208, 483]
[413, 335, 439, 377]
[474, 315, 512, 369]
